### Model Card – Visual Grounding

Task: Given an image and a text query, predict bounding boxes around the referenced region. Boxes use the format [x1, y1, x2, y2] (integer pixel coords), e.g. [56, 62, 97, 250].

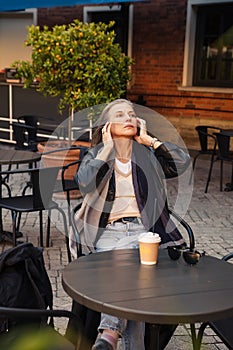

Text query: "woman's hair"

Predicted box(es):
[91, 99, 134, 146]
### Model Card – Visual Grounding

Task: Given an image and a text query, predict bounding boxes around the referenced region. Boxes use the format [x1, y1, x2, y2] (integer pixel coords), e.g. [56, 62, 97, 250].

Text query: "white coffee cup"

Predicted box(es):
[138, 232, 161, 265]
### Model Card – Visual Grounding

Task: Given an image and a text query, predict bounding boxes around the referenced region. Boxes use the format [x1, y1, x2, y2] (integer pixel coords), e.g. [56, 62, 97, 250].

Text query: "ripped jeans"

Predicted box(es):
[95, 218, 146, 350]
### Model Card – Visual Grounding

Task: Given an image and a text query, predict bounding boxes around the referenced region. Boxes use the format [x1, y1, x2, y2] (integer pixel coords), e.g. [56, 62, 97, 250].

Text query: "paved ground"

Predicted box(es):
[0, 147, 233, 350]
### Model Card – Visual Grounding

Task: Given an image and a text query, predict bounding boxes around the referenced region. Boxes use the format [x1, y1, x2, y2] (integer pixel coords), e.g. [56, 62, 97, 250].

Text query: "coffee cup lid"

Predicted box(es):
[138, 232, 161, 243]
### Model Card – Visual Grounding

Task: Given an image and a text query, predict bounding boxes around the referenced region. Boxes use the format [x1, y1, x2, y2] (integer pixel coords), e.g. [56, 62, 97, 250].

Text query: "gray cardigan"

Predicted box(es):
[76, 142, 190, 254]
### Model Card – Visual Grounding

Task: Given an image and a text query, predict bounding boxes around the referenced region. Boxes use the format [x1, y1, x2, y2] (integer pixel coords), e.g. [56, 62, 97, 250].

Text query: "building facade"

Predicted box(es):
[1, 0, 232, 148]
[37, 0, 233, 149]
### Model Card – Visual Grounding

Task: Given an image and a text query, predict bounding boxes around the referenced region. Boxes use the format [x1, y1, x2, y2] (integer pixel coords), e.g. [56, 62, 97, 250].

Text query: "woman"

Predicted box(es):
[75, 99, 190, 350]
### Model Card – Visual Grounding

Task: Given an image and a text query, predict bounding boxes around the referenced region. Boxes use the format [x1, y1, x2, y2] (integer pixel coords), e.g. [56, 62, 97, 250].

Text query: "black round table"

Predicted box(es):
[62, 249, 233, 349]
[0, 149, 41, 167]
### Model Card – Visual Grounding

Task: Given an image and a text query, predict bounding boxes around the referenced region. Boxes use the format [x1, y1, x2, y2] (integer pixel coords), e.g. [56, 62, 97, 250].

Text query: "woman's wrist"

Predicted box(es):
[150, 137, 162, 149]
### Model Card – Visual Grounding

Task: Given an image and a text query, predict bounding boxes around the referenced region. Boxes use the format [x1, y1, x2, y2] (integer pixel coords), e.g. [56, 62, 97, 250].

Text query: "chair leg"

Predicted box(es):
[205, 153, 216, 193]
[46, 209, 51, 248]
[12, 210, 17, 247]
[56, 206, 71, 263]
[189, 154, 199, 185]
[16, 213, 22, 232]
[66, 190, 71, 227]
[229, 163, 233, 191]
[220, 160, 223, 191]
[39, 210, 44, 247]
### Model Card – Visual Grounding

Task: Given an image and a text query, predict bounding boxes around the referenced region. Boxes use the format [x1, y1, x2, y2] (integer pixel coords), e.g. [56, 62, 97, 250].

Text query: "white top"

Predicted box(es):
[108, 159, 140, 222]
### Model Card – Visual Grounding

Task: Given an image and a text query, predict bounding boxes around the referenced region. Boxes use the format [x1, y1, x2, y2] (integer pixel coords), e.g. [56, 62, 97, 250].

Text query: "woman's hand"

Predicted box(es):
[101, 122, 114, 148]
[134, 118, 162, 149]
[134, 118, 152, 146]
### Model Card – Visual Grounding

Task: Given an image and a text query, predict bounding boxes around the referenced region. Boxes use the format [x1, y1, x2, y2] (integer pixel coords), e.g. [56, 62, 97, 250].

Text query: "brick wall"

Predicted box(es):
[127, 0, 233, 149]
[38, 1, 233, 149]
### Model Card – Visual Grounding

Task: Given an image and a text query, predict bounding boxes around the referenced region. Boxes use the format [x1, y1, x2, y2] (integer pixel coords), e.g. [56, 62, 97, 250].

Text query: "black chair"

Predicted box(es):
[0, 166, 70, 261]
[41, 145, 88, 231]
[191, 125, 222, 193]
[214, 131, 233, 191]
[69, 204, 196, 350]
[11, 122, 39, 152]
[0, 307, 84, 350]
[70, 205, 195, 259]
[196, 252, 233, 350]
[17, 115, 59, 143]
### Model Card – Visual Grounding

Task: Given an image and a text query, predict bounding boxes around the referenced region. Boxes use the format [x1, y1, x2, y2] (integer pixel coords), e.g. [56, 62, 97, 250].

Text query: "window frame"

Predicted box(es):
[181, 0, 233, 91]
[83, 4, 134, 58]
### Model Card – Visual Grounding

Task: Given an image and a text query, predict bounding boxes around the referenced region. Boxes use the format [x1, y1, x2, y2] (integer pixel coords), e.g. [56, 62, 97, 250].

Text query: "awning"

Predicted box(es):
[0, 0, 142, 12]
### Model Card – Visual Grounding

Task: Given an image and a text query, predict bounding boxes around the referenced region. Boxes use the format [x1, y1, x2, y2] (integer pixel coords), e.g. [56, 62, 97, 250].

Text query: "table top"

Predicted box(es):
[0, 149, 41, 165]
[62, 249, 233, 325]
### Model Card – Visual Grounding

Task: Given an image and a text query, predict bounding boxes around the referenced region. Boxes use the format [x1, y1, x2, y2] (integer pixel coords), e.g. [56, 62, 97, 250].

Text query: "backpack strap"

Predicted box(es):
[24, 257, 54, 327]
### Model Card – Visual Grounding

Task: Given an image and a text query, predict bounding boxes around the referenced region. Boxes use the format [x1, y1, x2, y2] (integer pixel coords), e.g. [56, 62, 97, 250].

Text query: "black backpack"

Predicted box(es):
[0, 242, 53, 333]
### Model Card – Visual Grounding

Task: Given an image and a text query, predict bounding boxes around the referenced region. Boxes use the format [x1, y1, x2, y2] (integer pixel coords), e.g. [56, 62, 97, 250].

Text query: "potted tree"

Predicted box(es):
[12, 19, 133, 197]
[13, 19, 133, 144]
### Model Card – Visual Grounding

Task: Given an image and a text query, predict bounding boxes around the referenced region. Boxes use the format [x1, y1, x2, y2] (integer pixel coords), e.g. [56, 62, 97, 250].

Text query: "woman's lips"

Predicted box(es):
[124, 124, 134, 128]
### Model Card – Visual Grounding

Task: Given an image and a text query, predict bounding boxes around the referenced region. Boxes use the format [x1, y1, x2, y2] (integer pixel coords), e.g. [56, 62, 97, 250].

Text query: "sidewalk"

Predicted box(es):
[0, 149, 233, 350]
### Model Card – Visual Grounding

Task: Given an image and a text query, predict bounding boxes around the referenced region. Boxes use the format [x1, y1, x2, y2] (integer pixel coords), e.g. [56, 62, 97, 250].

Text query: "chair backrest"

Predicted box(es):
[12, 122, 37, 151]
[0, 307, 83, 350]
[168, 208, 195, 250]
[198, 252, 233, 349]
[18, 115, 59, 141]
[32, 167, 60, 208]
[214, 132, 231, 159]
[195, 125, 221, 152]
[17, 115, 38, 128]
[70, 205, 196, 259]
[18, 115, 38, 141]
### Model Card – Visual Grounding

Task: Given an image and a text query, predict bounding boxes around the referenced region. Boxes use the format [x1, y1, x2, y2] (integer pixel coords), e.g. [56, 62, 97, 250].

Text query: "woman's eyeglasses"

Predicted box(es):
[167, 246, 205, 265]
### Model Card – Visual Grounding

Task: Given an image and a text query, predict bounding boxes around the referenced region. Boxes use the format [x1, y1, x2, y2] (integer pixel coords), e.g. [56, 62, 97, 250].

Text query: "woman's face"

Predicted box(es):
[108, 102, 137, 138]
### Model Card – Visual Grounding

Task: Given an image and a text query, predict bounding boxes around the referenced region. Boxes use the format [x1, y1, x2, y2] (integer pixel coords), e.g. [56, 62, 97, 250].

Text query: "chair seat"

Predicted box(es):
[0, 195, 58, 212]
[0, 326, 76, 350]
[53, 179, 78, 193]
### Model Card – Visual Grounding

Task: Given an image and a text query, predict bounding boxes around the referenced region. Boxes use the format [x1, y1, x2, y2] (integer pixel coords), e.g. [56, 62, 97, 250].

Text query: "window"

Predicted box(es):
[182, 0, 233, 90]
[83, 5, 133, 56]
[0, 9, 37, 69]
[193, 3, 233, 87]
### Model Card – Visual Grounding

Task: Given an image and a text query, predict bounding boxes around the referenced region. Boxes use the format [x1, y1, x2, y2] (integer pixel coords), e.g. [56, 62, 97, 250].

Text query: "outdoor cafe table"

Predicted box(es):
[62, 248, 233, 350]
[0, 149, 41, 242]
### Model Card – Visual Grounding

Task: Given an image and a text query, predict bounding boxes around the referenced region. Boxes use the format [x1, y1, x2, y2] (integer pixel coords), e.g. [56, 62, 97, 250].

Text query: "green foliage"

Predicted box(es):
[12, 19, 134, 113]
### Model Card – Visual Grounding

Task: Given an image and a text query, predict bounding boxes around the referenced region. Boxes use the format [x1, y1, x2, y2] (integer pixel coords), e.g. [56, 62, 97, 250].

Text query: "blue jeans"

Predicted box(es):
[95, 219, 146, 350]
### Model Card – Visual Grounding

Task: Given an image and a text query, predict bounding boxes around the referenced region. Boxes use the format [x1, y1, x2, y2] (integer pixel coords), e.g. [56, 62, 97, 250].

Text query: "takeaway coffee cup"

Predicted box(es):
[138, 232, 161, 265]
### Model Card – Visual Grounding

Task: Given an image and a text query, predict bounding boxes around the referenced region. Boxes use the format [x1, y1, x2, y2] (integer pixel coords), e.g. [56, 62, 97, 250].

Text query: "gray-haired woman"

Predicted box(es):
[76, 99, 190, 350]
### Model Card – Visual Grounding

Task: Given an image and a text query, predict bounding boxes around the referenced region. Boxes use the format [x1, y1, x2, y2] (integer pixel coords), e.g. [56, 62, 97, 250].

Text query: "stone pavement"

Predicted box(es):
[0, 149, 233, 350]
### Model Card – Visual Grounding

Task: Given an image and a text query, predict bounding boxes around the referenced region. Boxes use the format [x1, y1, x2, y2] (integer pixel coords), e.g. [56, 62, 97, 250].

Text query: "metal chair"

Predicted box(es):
[70, 205, 195, 259]
[191, 125, 222, 193]
[196, 252, 233, 350]
[11, 122, 39, 152]
[0, 166, 70, 261]
[214, 131, 233, 191]
[40, 145, 88, 234]
[0, 307, 84, 350]
[17, 115, 59, 142]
